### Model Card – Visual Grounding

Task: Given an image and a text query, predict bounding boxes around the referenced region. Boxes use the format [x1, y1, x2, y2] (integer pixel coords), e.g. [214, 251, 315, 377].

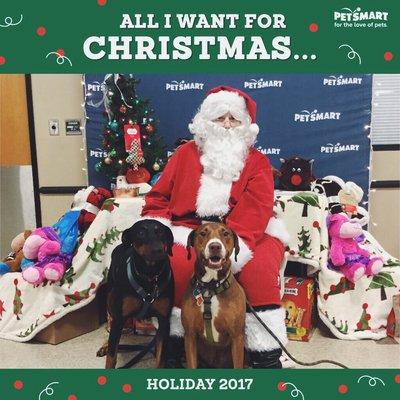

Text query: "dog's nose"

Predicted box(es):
[209, 242, 222, 253]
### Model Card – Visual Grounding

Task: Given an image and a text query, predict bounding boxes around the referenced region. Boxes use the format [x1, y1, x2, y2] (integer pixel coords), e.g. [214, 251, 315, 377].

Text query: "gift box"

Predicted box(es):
[35, 297, 101, 345]
[282, 276, 316, 342]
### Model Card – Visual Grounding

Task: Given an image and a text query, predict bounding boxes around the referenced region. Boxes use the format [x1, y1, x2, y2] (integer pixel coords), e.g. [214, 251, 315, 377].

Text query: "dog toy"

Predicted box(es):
[21, 227, 68, 285]
[0, 230, 32, 275]
[327, 213, 383, 282]
[278, 157, 315, 191]
[74, 186, 111, 234]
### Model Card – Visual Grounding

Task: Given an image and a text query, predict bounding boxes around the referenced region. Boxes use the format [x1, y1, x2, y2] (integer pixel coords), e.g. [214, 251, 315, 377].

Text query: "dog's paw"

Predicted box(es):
[96, 344, 108, 357]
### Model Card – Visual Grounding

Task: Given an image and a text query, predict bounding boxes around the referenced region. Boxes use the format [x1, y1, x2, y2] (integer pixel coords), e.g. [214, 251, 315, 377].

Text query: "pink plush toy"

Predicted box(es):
[22, 227, 68, 285]
[327, 213, 383, 282]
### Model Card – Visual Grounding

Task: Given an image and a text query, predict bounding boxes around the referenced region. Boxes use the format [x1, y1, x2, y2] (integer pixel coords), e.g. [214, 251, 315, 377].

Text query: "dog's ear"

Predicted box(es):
[231, 230, 240, 262]
[186, 229, 196, 260]
[121, 226, 135, 247]
[163, 225, 174, 257]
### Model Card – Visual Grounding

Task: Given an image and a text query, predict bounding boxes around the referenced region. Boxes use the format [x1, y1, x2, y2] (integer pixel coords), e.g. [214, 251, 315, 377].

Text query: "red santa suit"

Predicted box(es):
[141, 86, 289, 353]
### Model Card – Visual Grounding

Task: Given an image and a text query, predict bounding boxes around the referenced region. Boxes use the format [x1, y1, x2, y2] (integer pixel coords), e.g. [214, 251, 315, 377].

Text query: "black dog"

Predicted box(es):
[97, 219, 174, 368]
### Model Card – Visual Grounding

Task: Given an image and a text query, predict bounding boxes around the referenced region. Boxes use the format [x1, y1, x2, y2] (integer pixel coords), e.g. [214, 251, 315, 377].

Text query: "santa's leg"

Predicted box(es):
[238, 234, 287, 368]
[165, 243, 194, 368]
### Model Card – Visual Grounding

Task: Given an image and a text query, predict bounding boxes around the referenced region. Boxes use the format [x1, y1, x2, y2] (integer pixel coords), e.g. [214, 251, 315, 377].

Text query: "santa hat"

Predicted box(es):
[198, 85, 259, 135]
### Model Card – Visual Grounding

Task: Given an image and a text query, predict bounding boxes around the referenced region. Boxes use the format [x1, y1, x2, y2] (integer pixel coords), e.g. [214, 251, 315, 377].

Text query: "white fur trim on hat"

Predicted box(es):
[230, 236, 253, 274]
[170, 225, 193, 248]
[196, 174, 232, 217]
[170, 306, 184, 337]
[200, 90, 252, 124]
[249, 123, 259, 135]
[265, 216, 291, 245]
[245, 307, 288, 351]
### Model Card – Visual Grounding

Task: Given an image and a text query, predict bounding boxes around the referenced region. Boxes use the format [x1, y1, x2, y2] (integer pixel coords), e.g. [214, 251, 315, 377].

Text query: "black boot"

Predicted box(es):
[248, 348, 282, 368]
[165, 336, 184, 368]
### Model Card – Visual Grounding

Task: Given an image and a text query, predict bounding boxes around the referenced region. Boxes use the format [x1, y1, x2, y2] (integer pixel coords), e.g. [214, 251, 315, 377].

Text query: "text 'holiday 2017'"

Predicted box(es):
[83, 13, 297, 61]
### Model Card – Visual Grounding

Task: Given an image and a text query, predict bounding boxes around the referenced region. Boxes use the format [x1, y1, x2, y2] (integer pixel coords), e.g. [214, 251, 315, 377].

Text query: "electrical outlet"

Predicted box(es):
[49, 119, 59, 135]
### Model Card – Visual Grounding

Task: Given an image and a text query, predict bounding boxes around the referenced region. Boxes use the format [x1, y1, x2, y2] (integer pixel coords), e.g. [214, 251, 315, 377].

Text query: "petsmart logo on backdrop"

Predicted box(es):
[333, 7, 388, 28]
[90, 148, 108, 158]
[257, 146, 281, 155]
[165, 80, 205, 91]
[321, 143, 360, 154]
[294, 109, 341, 122]
[323, 75, 363, 86]
[86, 81, 106, 92]
[243, 78, 283, 89]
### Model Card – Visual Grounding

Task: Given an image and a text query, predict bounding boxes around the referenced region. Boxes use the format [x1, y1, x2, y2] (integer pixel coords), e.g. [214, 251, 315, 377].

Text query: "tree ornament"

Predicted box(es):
[95, 162, 102, 172]
[120, 105, 127, 114]
[153, 162, 160, 171]
[145, 124, 154, 134]
[126, 166, 151, 184]
[104, 157, 112, 165]
[110, 149, 117, 157]
[108, 120, 118, 131]
[118, 159, 124, 165]
[134, 99, 140, 105]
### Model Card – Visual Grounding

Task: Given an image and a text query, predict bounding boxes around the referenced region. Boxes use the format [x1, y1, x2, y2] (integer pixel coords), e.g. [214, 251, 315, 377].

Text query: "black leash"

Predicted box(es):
[117, 337, 156, 369]
[246, 301, 349, 369]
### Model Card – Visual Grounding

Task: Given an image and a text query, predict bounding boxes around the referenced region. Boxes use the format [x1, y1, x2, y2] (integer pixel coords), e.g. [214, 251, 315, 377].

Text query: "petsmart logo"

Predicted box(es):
[323, 75, 363, 86]
[90, 148, 108, 158]
[243, 78, 283, 89]
[321, 143, 360, 154]
[86, 81, 106, 92]
[165, 80, 205, 91]
[257, 146, 281, 155]
[294, 109, 341, 122]
[334, 7, 389, 22]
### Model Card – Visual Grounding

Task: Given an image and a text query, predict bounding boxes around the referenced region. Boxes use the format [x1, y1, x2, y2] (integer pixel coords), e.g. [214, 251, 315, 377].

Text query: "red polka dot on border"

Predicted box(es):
[67, 395, 77, 400]
[97, 0, 107, 6]
[338, 384, 348, 394]
[384, 51, 393, 61]
[97, 375, 107, 385]
[309, 23, 319, 32]
[36, 26, 46, 36]
[56, 49, 65, 57]
[277, 382, 286, 391]
[395, 374, 400, 383]
[14, 380, 23, 390]
[122, 383, 132, 393]
[0, 56, 6, 65]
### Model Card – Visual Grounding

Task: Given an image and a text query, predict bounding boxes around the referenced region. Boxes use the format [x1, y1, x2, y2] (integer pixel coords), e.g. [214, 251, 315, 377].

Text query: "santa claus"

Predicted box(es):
[141, 85, 290, 368]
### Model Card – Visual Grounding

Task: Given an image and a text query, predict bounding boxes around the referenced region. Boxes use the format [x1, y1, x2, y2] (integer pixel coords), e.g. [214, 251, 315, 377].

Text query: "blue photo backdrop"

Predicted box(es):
[84, 73, 372, 201]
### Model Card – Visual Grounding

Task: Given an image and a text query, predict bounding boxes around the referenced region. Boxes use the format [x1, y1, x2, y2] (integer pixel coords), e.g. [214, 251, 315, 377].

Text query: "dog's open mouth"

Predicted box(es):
[207, 256, 224, 268]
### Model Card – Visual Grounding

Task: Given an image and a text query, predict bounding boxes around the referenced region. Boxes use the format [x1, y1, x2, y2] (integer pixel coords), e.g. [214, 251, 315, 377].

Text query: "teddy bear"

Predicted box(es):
[327, 213, 383, 282]
[0, 230, 32, 275]
[21, 227, 69, 285]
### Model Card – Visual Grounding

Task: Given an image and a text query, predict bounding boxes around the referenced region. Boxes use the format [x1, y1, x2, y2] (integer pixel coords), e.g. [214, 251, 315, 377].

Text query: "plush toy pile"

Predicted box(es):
[0, 186, 111, 285]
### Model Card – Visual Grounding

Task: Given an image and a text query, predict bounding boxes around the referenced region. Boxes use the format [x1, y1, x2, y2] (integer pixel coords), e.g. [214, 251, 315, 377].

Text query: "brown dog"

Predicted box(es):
[181, 223, 246, 368]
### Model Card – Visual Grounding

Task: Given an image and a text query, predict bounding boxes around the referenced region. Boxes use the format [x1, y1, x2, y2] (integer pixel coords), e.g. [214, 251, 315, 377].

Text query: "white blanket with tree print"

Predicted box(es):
[0, 197, 144, 342]
[276, 190, 400, 340]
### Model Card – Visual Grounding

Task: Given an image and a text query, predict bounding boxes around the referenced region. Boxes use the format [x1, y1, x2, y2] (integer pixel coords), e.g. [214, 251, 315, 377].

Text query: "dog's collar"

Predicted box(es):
[126, 256, 171, 319]
[191, 270, 232, 298]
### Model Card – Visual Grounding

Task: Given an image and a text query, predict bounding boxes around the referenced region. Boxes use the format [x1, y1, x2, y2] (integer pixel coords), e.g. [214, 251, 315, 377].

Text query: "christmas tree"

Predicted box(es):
[297, 227, 311, 257]
[95, 74, 167, 183]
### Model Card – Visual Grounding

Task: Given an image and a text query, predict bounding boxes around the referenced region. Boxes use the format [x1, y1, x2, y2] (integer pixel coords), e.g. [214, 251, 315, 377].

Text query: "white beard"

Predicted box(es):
[189, 117, 257, 183]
